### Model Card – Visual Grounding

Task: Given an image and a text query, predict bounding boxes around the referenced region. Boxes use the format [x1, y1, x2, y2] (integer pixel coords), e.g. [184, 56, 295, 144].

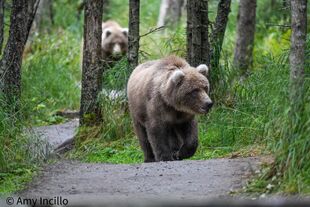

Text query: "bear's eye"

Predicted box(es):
[204, 86, 209, 92]
[190, 89, 200, 97]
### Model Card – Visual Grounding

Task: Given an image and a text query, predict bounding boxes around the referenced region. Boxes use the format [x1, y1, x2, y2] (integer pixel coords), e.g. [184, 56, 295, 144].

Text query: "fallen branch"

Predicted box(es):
[139, 26, 165, 38]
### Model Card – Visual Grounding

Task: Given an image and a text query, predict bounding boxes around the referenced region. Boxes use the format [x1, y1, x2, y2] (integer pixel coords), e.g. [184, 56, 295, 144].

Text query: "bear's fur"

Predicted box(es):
[80, 21, 127, 70]
[101, 21, 128, 62]
[127, 55, 213, 162]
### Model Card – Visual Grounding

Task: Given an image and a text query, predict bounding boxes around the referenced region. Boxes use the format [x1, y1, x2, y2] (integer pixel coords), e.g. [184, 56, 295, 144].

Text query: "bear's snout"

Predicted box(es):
[202, 101, 213, 113]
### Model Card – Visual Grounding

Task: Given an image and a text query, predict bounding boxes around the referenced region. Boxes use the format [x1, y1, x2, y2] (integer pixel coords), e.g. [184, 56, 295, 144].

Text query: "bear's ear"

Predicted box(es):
[169, 70, 185, 85]
[196, 64, 209, 77]
[122, 28, 128, 37]
[104, 29, 112, 38]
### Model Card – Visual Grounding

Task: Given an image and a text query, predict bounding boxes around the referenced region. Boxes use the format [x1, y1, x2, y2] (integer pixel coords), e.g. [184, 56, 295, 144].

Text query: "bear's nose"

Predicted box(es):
[203, 101, 213, 111]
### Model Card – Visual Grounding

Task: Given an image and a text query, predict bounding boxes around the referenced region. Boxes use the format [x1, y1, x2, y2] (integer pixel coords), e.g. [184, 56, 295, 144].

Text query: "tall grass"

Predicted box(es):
[270, 37, 310, 193]
[22, 31, 81, 125]
[0, 97, 47, 194]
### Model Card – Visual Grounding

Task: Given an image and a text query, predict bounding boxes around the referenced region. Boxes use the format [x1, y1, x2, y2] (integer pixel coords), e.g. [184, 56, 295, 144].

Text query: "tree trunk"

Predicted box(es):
[80, 0, 103, 126]
[289, 0, 307, 118]
[32, 0, 54, 33]
[233, 0, 256, 74]
[0, 0, 4, 55]
[210, 0, 231, 69]
[157, 0, 184, 28]
[0, 0, 39, 109]
[186, 0, 192, 64]
[186, 0, 209, 67]
[128, 0, 140, 71]
[77, 0, 109, 21]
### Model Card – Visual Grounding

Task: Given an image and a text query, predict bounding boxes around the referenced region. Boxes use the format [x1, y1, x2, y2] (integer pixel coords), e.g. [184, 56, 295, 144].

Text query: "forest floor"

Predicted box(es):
[19, 120, 263, 202]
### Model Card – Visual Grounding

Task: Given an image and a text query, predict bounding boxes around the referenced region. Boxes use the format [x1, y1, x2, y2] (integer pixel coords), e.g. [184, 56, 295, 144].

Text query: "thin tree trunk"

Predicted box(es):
[0, 0, 39, 109]
[210, 0, 231, 69]
[187, 0, 209, 67]
[186, 1, 193, 64]
[157, 0, 184, 28]
[200, 0, 209, 65]
[80, 0, 103, 126]
[77, 0, 109, 21]
[128, 0, 140, 71]
[289, 0, 307, 117]
[0, 0, 4, 55]
[25, 0, 41, 45]
[190, 0, 202, 66]
[233, 0, 256, 74]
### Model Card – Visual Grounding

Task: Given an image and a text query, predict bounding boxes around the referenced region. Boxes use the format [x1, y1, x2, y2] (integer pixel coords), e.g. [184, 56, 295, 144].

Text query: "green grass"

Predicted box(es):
[0, 97, 48, 195]
[22, 30, 81, 125]
[0, 168, 36, 195]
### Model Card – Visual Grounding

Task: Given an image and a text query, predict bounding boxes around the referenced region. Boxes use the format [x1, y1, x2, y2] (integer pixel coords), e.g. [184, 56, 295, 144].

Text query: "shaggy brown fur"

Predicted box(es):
[127, 55, 213, 162]
[101, 21, 128, 61]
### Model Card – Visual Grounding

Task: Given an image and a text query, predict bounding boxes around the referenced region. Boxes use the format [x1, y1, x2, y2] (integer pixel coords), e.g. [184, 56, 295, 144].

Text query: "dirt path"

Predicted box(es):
[21, 120, 261, 202]
[22, 158, 259, 201]
[33, 119, 79, 149]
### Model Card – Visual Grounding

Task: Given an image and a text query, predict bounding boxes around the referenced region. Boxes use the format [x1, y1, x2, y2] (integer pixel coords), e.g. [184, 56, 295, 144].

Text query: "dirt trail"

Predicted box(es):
[21, 120, 261, 201]
[33, 119, 79, 149]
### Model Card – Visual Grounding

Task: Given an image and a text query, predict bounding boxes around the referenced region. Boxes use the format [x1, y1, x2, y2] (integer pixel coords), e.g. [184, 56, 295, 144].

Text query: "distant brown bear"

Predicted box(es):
[101, 21, 128, 62]
[127, 56, 213, 162]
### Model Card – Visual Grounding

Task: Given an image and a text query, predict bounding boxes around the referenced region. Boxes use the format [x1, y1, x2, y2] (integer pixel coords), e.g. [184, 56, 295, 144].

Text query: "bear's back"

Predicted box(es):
[127, 56, 189, 115]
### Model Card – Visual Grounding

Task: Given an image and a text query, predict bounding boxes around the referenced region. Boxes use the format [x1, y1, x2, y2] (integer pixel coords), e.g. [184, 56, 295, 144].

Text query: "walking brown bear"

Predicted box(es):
[127, 55, 213, 162]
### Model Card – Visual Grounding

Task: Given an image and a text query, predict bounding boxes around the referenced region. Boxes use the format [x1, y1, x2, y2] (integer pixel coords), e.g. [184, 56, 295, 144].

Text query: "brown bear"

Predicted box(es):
[127, 55, 213, 162]
[101, 21, 128, 63]
[80, 21, 127, 70]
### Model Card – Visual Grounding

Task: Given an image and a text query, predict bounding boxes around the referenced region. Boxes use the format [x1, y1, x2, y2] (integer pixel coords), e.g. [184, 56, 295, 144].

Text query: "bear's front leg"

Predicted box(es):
[133, 121, 155, 162]
[174, 120, 198, 160]
[146, 124, 174, 162]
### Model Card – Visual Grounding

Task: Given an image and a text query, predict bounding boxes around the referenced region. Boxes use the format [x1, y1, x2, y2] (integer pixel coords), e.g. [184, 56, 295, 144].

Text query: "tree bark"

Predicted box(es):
[186, 0, 209, 67]
[233, 0, 256, 74]
[186, 0, 192, 64]
[289, 0, 307, 117]
[128, 0, 140, 71]
[157, 0, 184, 28]
[210, 0, 231, 69]
[77, 0, 109, 20]
[0, 0, 39, 108]
[0, 0, 4, 55]
[80, 0, 103, 126]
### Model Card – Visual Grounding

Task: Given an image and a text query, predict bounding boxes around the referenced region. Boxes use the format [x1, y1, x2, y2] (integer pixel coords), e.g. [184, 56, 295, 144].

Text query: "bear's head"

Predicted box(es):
[162, 64, 213, 115]
[101, 22, 128, 59]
